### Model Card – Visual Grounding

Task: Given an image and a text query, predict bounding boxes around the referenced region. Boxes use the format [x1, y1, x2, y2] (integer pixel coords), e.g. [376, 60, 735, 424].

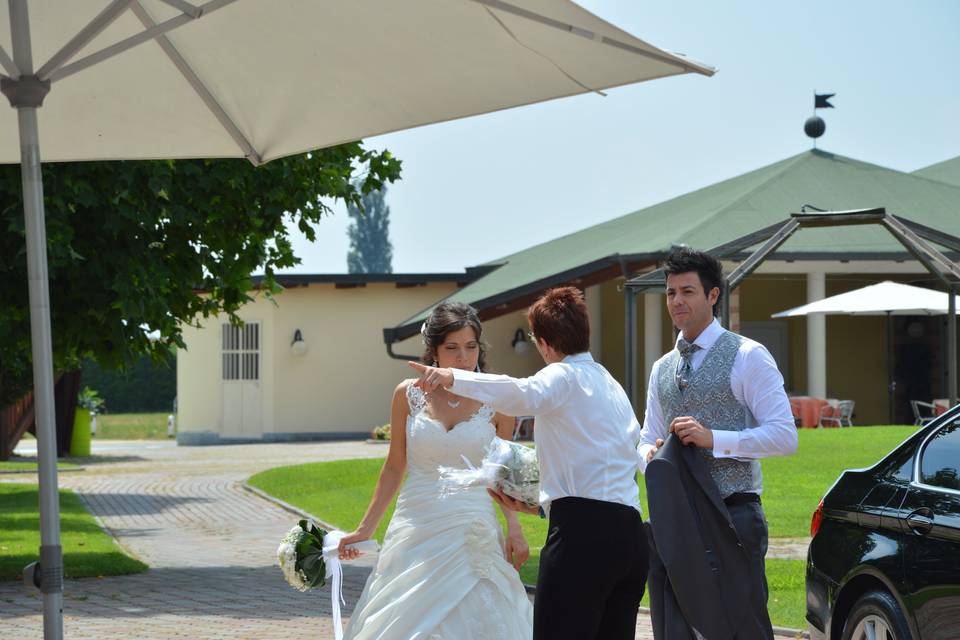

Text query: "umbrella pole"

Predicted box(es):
[4, 2, 64, 638]
[18, 106, 64, 640]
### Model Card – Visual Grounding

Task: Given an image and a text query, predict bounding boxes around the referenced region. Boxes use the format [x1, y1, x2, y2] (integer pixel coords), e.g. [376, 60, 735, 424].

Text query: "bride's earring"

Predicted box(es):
[474, 364, 480, 373]
[432, 360, 438, 367]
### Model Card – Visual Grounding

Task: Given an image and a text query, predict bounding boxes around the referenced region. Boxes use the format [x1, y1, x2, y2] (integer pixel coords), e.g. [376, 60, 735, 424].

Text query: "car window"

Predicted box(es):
[881, 442, 916, 484]
[920, 421, 960, 490]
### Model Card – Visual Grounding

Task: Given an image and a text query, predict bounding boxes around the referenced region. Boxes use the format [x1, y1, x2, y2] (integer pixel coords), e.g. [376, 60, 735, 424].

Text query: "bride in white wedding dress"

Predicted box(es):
[337, 303, 534, 640]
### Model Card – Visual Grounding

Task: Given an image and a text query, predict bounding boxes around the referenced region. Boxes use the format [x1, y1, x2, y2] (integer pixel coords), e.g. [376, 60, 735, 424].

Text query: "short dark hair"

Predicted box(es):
[662, 246, 725, 316]
[527, 287, 590, 356]
[422, 302, 487, 371]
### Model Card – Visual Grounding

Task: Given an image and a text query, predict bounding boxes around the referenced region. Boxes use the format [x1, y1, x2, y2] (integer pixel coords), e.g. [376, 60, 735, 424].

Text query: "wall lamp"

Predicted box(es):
[290, 329, 308, 356]
[511, 328, 531, 356]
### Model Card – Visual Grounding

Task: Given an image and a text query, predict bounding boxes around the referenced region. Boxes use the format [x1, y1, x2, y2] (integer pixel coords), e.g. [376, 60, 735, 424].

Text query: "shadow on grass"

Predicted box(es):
[0, 551, 147, 582]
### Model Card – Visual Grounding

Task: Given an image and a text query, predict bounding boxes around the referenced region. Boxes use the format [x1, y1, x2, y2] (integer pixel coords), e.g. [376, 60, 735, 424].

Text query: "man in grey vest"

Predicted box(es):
[638, 247, 797, 636]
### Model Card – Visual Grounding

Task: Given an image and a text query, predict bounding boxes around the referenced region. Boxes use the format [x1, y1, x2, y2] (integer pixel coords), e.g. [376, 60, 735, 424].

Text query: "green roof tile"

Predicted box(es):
[914, 155, 960, 187]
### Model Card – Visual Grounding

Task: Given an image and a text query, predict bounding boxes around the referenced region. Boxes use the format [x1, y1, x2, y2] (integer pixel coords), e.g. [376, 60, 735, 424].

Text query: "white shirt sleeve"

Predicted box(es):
[637, 360, 667, 474]
[712, 343, 798, 460]
[449, 364, 572, 416]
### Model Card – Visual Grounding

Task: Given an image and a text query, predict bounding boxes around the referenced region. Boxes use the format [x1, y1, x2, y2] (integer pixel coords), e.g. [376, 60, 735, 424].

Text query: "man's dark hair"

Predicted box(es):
[662, 246, 725, 316]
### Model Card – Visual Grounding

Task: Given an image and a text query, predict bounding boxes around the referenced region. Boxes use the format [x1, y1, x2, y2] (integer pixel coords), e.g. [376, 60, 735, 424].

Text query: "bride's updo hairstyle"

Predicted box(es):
[527, 287, 590, 357]
[421, 302, 487, 372]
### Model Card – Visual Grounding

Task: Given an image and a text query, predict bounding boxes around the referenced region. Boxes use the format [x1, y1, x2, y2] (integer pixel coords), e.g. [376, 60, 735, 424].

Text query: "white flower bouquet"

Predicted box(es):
[439, 437, 540, 508]
[276, 520, 379, 591]
[277, 519, 329, 591]
[277, 520, 380, 640]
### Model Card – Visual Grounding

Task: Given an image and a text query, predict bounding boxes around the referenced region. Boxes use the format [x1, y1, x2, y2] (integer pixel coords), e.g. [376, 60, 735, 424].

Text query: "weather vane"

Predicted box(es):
[805, 92, 835, 148]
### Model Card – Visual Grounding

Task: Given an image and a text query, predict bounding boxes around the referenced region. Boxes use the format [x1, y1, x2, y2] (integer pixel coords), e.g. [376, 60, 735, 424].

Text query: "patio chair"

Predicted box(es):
[819, 400, 854, 428]
[911, 400, 938, 427]
[818, 402, 838, 428]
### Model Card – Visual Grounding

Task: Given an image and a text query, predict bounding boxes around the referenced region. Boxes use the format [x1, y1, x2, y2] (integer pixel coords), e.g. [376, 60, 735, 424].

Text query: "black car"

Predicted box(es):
[807, 405, 960, 640]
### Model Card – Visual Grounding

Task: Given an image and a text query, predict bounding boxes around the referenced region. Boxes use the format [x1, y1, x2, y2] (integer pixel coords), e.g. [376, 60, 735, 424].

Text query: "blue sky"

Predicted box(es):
[282, 0, 960, 274]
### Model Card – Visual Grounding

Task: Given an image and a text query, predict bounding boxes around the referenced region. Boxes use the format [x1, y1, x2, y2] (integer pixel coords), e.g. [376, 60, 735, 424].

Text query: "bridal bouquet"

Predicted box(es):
[277, 519, 330, 591]
[439, 437, 540, 509]
[277, 520, 380, 640]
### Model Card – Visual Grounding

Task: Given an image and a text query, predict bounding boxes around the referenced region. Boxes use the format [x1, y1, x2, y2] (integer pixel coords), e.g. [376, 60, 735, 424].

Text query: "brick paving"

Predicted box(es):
[0, 440, 800, 639]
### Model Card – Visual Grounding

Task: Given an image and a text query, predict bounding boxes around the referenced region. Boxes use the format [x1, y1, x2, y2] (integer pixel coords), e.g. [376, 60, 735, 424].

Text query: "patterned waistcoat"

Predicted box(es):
[657, 330, 762, 497]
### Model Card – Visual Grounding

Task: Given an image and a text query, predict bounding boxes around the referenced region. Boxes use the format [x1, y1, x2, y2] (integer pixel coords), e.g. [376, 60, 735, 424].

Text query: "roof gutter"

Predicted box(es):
[382, 253, 664, 355]
[383, 327, 420, 362]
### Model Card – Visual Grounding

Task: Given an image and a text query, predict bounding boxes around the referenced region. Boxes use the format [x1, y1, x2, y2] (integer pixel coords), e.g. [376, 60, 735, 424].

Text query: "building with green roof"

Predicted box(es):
[386, 148, 960, 424]
[914, 155, 960, 187]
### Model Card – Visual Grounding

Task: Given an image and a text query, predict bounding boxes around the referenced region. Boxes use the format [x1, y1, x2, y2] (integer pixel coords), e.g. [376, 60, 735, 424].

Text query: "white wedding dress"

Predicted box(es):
[344, 384, 534, 640]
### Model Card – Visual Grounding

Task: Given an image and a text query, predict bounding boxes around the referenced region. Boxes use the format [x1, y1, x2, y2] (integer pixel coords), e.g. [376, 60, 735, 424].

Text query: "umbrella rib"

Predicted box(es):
[36, 0, 135, 81]
[481, 5, 606, 96]
[0, 43, 19, 78]
[47, 0, 237, 84]
[158, 0, 203, 19]
[130, 1, 262, 165]
[470, 0, 714, 75]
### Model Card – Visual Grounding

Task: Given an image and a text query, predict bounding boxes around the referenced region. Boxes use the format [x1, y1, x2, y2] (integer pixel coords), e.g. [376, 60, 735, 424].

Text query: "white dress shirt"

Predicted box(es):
[450, 352, 642, 515]
[637, 318, 797, 478]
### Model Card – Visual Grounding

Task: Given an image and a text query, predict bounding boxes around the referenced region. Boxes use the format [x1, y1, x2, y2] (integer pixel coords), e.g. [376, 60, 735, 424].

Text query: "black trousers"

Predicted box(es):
[534, 497, 649, 640]
[726, 497, 774, 638]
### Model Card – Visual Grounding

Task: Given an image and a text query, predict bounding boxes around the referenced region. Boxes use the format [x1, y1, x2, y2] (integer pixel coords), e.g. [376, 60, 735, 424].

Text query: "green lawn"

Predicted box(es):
[16, 412, 171, 440]
[248, 425, 918, 630]
[94, 412, 170, 439]
[0, 484, 148, 581]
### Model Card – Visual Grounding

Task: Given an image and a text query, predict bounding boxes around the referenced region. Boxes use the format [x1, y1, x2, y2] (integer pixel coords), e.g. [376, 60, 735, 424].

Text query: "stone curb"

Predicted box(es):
[0, 466, 86, 475]
[241, 481, 809, 639]
[240, 481, 342, 532]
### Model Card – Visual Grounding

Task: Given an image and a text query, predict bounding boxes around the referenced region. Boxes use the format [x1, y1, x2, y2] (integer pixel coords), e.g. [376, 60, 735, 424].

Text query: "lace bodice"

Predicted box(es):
[405, 384, 496, 475]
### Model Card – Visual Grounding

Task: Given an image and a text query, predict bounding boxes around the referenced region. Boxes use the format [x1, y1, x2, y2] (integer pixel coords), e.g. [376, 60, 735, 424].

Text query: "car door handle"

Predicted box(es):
[905, 508, 934, 535]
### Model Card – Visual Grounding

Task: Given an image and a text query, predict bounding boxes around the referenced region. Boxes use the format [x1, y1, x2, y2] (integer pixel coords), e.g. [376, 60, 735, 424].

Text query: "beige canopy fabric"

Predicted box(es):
[0, 0, 713, 165]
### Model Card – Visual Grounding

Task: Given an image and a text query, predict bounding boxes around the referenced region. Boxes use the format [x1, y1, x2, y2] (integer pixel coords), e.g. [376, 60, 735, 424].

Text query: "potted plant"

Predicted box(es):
[71, 387, 105, 456]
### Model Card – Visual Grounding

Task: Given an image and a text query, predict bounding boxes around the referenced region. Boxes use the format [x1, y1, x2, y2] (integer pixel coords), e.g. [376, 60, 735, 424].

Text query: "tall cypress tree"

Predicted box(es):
[347, 187, 394, 273]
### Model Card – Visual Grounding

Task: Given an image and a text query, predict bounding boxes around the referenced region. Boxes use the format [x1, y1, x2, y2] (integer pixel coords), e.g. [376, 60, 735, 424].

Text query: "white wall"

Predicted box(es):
[177, 282, 458, 442]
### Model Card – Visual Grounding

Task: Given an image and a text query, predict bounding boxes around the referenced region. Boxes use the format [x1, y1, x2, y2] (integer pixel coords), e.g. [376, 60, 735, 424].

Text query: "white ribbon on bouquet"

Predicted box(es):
[321, 530, 379, 640]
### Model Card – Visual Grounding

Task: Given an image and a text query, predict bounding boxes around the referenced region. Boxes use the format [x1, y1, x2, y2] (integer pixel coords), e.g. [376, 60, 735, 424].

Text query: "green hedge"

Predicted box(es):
[81, 355, 176, 414]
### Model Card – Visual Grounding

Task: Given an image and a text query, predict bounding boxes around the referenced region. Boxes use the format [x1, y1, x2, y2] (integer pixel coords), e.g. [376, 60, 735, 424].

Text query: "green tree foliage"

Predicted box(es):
[346, 186, 393, 273]
[0, 146, 401, 406]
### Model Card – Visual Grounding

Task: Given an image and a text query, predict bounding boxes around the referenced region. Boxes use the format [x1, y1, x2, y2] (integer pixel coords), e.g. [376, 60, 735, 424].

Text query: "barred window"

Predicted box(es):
[222, 323, 260, 381]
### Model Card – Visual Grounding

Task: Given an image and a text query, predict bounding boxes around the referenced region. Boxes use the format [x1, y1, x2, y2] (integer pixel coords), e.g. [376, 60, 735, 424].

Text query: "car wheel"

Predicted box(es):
[841, 590, 911, 640]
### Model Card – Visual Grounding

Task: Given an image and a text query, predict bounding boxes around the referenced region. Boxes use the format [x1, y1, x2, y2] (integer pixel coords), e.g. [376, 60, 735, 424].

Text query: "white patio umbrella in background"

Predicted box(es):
[772, 280, 959, 424]
[0, 1, 713, 637]
[771, 281, 960, 318]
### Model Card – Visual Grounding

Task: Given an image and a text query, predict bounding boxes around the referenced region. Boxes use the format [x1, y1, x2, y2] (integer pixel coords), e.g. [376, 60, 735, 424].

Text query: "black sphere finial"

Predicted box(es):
[805, 116, 826, 139]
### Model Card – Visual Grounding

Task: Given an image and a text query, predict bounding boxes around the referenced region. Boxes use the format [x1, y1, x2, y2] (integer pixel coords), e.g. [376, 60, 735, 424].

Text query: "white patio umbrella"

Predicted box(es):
[771, 281, 960, 318]
[772, 280, 958, 424]
[0, 2, 713, 637]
